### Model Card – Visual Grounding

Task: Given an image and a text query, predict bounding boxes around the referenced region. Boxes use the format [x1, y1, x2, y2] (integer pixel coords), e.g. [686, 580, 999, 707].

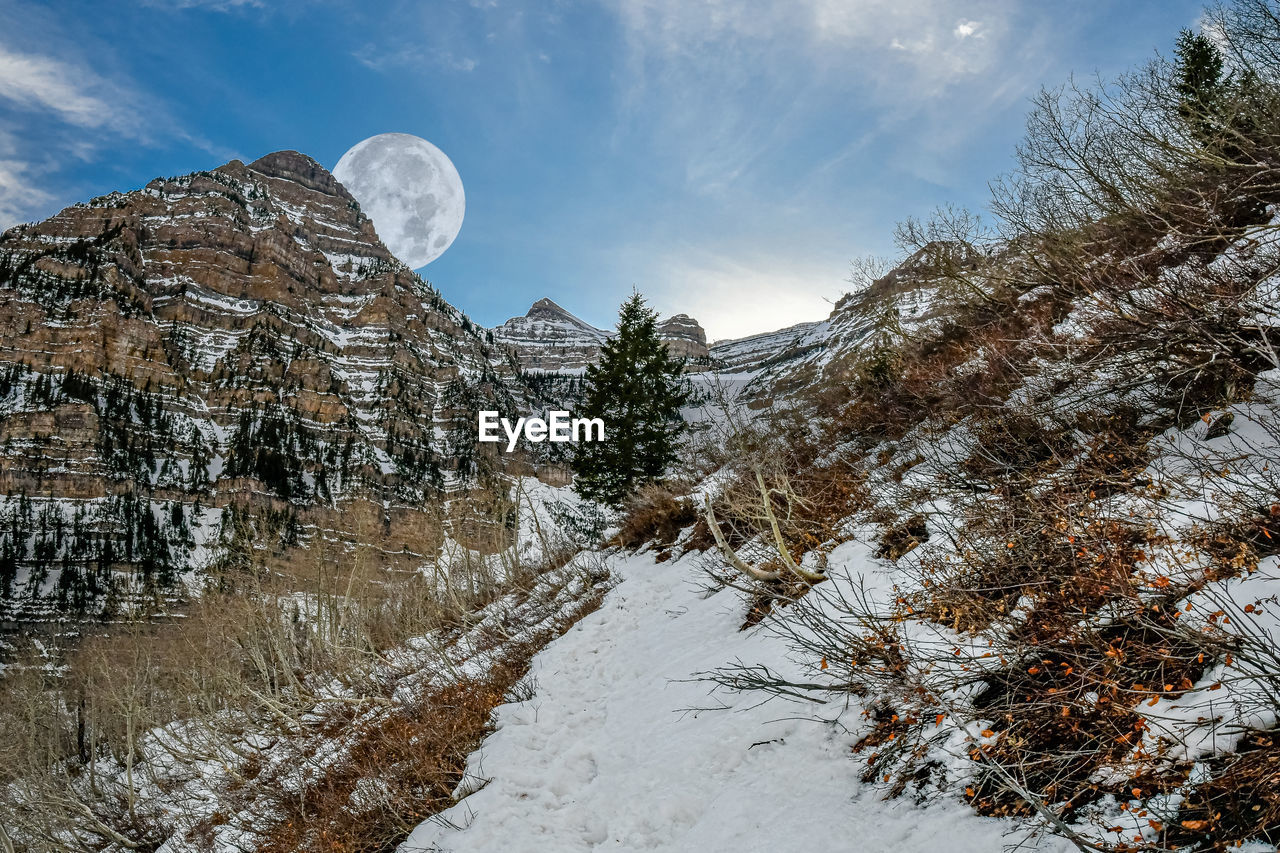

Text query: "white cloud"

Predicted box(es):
[0, 158, 54, 231]
[810, 1, 1011, 89]
[601, 0, 1039, 200]
[0, 44, 120, 227]
[580, 0, 1058, 340]
[0, 46, 118, 129]
[447, 54, 479, 72]
[607, 0, 1021, 101]
[139, 0, 263, 9]
[0, 20, 185, 227]
[354, 44, 478, 74]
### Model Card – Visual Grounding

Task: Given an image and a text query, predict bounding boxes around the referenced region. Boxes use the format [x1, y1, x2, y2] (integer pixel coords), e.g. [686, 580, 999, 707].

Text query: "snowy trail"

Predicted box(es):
[401, 550, 1070, 852]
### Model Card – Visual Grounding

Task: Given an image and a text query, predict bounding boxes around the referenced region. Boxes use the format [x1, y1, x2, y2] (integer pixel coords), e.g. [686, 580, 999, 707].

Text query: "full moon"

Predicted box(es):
[333, 133, 465, 268]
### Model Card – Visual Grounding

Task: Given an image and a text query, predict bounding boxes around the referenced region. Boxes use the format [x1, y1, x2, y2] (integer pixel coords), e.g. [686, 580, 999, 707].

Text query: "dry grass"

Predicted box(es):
[1169, 729, 1280, 849]
[0, 480, 611, 853]
[254, 591, 605, 853]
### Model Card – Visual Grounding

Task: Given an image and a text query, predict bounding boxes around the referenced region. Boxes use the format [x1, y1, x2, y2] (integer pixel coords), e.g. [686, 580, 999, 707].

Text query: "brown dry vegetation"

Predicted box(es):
[611, 483, 698, 550]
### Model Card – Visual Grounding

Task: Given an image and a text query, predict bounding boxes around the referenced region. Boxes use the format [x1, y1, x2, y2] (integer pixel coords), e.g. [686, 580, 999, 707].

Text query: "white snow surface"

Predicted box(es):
[401, 548, 1068, 853]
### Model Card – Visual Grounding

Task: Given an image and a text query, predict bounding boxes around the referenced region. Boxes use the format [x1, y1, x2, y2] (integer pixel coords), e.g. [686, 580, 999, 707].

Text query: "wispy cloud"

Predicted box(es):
[0, 43, 139, 227]
[610, 0, 1020, 101]
[353, 44, 479, 74]
[0, 157, 53, 231]
[602, 0, 1047, 200]
[350, 0, 519, 78]
[573, 0, 1067, 335]
[0, 45, 138, 133]
[138, 0, 263, 10]
[0, 5, 174, 228]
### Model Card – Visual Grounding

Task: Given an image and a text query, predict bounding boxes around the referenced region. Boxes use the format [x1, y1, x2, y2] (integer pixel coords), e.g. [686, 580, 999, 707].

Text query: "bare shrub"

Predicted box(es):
[613, 482, 697, 550]
[691, 7, 1280, 850]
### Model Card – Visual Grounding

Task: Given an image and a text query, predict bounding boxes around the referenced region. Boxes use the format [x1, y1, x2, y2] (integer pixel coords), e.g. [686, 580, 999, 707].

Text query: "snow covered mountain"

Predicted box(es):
[656, 313, 710, 361]
[492, 298, 711, 373]
[709, 320, 824, 373]
[490, 298, 611, 373]
[0, 151, 529, 619]
[706, 248, 947, 400]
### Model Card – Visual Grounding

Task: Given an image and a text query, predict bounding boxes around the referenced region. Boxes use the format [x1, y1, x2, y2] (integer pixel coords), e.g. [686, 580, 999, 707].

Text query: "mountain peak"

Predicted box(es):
[493, 300, 711, 371]
[527, 297, 574, 320]
[493, 298, 608, 372]
[0, 150, 527, 619]
[247, 150, 352, 199]
[519, 298, 607, 335]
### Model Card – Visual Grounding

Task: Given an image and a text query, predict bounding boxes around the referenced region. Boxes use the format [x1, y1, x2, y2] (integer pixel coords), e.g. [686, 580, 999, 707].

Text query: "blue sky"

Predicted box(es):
[1, 0, 1204, 340]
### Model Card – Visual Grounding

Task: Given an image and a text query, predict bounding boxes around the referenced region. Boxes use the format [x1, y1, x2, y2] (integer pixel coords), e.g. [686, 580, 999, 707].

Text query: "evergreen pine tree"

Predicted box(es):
[571, 293, 691, 506]
[1175, 29, 1228, 148]
[189, 424, 212, 493]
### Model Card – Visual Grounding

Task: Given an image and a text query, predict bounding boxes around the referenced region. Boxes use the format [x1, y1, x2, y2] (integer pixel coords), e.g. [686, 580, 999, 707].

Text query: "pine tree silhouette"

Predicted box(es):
[1175, 29, 1229, 149]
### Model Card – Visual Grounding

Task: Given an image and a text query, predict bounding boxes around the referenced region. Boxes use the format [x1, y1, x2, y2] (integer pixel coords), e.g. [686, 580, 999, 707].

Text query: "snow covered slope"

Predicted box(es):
[706, 248, 950, 402]
[709, 320, 823, 372]
[401, 546, 1071, 852]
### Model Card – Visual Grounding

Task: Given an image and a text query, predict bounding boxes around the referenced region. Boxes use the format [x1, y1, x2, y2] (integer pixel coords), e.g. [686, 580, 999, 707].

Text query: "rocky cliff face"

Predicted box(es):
[0, 151, 526, 619]
[656, 314, 710, 361]
[492, 299, 710, 373]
